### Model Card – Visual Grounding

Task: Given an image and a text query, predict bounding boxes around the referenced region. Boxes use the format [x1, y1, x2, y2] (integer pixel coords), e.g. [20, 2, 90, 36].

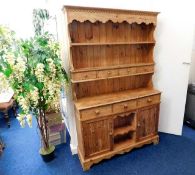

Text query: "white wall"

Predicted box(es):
[0, 0, 47, 38]
[189, 29, 195, 84]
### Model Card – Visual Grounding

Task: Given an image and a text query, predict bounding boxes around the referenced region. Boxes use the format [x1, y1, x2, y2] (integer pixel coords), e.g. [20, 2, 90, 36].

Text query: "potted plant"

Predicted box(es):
[0, 25, 68, 162]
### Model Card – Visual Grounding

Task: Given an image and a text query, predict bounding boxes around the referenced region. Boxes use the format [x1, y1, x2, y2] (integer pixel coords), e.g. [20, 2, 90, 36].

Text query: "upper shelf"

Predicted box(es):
[70, 41, 155, 47]
[71, 63, 154, 73]
[64, 6, 159, 25]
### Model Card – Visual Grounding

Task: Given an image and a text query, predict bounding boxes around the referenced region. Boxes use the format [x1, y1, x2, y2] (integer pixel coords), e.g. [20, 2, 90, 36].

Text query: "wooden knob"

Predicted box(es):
[84, 74, 88, 78]
[107, 71, 111, 75]
[147, 98, 152, 102]
[124, 104, 128, 108]
[137, 123, 141, 127]
[95, 110, 100, 115]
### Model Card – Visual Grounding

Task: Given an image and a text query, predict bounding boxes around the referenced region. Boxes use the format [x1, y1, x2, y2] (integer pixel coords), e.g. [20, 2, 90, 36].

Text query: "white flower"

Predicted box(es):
[6, 53, 15, 66]
[0, 72, 10, 93]
[20, 119, 25, 128]
[35, 63, 45, 82]
[26, 114, 32, 127]
[17, 114, 26, 128]
[47, 58, 56, 74]
[12, 57, 26, 83]
[17, 114, 25, 122]
[16, 57, 26, 72]
[17, 96, 29, 113]
[30, 87, 39, 106]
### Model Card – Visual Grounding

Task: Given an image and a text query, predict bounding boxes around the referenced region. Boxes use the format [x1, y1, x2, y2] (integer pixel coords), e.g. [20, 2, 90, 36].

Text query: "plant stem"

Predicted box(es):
[37, 107, 49, 150]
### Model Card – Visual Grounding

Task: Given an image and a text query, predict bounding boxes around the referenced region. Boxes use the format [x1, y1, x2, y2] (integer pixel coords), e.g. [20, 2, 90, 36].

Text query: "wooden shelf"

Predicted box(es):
[70, 41, 155, 46]
[114, 126, 136, 137]
[71, 71, 154, 83]
[114, 139, 135, 150]
[71, 63, 155, 73]
[75, 88, 161, 110]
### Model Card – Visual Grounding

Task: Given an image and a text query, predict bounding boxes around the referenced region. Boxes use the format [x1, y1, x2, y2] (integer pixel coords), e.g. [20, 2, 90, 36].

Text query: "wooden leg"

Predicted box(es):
[0, 137, 5, 155]
[4, 111, 10, 128]
[12, 101, 17, 117]
[0, 137, 5, 149]
[82, 163, 91, 171]
[153, 137, 159, 145]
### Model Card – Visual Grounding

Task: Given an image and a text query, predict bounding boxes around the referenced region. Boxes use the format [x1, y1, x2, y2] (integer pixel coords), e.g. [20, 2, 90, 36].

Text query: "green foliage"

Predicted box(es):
[33, 9, 50, 36]
[0, 25, 68, 120]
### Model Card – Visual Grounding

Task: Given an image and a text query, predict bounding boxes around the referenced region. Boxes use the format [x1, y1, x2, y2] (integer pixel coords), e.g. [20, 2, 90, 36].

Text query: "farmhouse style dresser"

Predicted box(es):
[64, 6, 161, 170]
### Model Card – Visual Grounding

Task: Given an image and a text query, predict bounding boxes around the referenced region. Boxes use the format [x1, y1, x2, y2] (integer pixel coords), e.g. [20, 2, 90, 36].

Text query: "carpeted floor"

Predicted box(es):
[0, 111, 195, 175]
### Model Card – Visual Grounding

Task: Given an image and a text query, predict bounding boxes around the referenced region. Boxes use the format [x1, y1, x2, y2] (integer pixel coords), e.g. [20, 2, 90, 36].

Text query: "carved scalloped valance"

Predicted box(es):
[64, 6, 159, 25]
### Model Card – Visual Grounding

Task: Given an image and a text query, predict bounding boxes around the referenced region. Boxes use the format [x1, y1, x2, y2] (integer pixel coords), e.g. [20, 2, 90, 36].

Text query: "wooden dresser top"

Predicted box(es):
[64, 6, 159, 25]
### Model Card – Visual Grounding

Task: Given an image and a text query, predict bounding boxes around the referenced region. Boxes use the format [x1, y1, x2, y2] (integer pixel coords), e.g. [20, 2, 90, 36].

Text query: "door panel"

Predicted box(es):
[82, 119, 112, 157]
[137, 105, 159, 141]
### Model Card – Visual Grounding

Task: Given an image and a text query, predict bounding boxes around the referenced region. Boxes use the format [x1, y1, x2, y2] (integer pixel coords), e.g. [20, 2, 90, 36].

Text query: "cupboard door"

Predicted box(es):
[82, 119, 113, 157]
[137, 105, 159, 141]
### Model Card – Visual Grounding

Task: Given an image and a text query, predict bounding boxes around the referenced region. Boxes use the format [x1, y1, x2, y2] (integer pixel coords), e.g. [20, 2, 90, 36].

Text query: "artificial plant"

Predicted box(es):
[0, 10, 68, 154]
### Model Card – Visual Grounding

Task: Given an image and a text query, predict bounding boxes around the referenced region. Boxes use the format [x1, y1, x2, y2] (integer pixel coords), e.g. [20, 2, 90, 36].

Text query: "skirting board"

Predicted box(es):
[70, 143, 78, 155]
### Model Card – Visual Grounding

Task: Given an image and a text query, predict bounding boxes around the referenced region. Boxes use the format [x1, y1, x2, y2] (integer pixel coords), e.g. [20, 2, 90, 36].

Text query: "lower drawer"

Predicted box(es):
[113, 100, 137, 114]
[137, 94, 161, 108]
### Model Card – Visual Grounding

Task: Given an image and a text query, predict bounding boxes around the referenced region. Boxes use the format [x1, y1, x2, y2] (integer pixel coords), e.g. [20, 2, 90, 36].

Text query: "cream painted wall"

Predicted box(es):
[189, 29, 195, 84]
[0, 0, 47, 38]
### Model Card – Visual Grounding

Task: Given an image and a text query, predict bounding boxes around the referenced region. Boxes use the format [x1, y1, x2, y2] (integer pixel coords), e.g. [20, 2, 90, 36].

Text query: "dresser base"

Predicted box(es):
[78, 135, 159, 171]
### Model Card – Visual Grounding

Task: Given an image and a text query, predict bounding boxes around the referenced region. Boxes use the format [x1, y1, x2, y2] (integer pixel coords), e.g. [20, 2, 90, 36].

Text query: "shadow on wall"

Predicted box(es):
[188, 26, 195, 84]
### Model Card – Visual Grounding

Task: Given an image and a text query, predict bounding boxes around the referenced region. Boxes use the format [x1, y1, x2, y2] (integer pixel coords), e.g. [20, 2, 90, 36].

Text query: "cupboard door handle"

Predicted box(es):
[124, 104, 128, 108]
[147, 98, 152, 102]
[95, 110, 100, 115]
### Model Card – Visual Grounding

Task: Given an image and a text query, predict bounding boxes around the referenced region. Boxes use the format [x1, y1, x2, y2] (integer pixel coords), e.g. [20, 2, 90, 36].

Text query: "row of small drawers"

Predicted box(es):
[78, 94, 160, 120]
[71, 65, 154, 82]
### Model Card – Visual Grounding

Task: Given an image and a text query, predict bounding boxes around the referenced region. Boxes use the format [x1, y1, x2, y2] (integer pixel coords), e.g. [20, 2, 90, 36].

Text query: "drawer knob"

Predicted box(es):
[84, 75, 88, 78]
[124, 104, 128, 108]
[95, 110, 100, 115]
[147, 98, 152, 102]
[107, 71, 111, 75]
[144, 68, 148, 71]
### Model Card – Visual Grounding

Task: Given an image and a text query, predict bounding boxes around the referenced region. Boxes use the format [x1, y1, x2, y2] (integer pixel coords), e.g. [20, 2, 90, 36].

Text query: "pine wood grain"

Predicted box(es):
[65, 6, 160, 171]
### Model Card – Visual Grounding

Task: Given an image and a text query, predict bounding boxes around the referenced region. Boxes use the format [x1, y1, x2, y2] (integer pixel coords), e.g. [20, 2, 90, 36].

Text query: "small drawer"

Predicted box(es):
[136, 66, 154, 73]
[113, 100, 137, 114]
[118, 67, 136, 76]
[97, 69, 118, 79]
[80, 105, 112, 120]
[137, 94, 160, 108]
[71, 71, 96, 81]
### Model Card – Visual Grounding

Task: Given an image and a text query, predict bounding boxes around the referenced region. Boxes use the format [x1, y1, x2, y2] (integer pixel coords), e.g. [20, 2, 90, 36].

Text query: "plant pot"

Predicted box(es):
[39, 145, 55, 162]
